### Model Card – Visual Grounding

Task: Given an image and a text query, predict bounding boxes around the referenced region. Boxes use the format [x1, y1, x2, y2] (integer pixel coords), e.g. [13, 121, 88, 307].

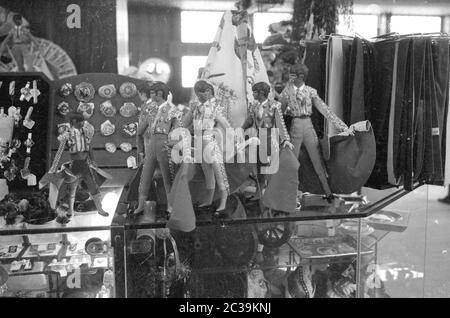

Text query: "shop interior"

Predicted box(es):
[0, 0, 449, 298]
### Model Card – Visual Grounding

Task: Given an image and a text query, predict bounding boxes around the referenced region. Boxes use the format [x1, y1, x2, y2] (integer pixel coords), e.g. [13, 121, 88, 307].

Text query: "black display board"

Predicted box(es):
[0, 72, 52, 192]
[51, 73, 145, 170]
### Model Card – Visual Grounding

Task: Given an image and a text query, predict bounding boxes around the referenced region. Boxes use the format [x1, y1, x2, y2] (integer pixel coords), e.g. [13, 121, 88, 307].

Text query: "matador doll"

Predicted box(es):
[242, 82, 294, 187]
[190, 79, 232, 213]
[280, 63, 353, 202]
[133, 82, 184, 216]
[56, 112, 111, 217]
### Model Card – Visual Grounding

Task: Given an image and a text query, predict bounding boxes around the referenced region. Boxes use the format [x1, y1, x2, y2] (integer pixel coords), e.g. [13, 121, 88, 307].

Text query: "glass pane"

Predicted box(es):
[0, 230, 114, 298]
[182, 56, 208, 88]
[181, 11, 223, 43]
[424, 185, 450, 298]
[337, 14, 378, 38]
[390, 16, 442, 34]
[253, 12, 293, 43]
[359, 186, 429, 298]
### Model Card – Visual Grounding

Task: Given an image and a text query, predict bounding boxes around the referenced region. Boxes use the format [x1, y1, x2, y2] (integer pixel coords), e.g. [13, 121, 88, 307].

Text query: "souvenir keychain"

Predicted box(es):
[20, 82, 33, 102]
[8, 81, 16, 118]
[24, 133, 35, 154]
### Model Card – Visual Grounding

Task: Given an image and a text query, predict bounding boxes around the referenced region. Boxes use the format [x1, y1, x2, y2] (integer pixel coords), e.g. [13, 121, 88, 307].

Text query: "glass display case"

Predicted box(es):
[119, 179, 420, 298]
[0, 186, 124, 298]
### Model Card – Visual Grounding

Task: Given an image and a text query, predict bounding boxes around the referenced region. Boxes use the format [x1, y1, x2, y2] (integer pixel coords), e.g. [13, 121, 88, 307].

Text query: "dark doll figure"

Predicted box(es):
[59, 112, 111, 217]
[280, 63, 354, 202]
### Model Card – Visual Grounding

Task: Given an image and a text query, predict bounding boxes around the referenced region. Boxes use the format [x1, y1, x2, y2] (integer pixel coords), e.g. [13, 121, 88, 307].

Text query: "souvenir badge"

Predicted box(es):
[119, 82, 137, 98]
[100, 100, 117, 118]
[75, 82, 95, 102]
[57, 102, 71, 116]
[59, 83, 73, 97]
[57, 123, 70, 135]
[119, 102, 138, 118]
[20, 82, 33, 102]
[120, 142, 132, 153]
[122, 122, 138, 137]
[77, 102, 95, 119]
[98, 84, 116, 99]
[105, 143, 117, 153]
[100, 120, 115, 136]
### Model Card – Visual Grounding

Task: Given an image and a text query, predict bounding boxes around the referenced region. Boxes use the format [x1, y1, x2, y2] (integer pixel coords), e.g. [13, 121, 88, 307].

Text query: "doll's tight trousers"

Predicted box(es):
[290, 117, 331, 195]
[139, 134, 172, 201]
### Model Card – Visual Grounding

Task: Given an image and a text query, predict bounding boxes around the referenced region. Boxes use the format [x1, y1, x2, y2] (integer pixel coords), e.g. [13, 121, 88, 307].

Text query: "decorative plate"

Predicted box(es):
[98, 84, 116, 99]
[120, 142, 132, 153]
[100, 100, 116, 118]
[77, 102, 95, 119]
[57, 101, 71, 116]
[122, 122, 138, 137]
[74, 82, 95, 103]
[59, 83, 73, 97]
[105, 142, 117, 153]
[119, 82, 137, 98]
[120, 102, 138, 118]
[100, 120, 115, 136]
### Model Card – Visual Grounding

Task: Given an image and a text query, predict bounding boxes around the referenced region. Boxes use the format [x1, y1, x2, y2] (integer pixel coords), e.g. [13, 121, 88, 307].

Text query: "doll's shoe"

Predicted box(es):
[131, 208, 144, 216]
[213, 208, 228, 219]
[324, 194, 335, 204]
[97, 210, 109, 217]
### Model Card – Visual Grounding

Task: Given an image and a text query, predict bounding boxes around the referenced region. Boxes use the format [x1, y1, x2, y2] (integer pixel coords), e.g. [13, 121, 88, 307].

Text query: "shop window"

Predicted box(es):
[253, 12, 293, 43]
[390, 15, 442, 35]
[181, 11, 224, 43]
[182, 56, 208, 88]
[337, 14, 378, 39]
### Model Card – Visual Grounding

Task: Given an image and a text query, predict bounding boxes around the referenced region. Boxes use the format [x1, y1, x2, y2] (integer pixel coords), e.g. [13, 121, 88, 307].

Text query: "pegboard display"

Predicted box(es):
[51, 73, 145, 168]
[0, 73, 52, 191]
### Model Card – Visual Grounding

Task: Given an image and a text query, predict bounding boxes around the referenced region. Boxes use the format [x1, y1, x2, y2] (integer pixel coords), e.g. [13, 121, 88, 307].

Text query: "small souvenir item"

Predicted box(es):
[98, 84, 116, 99]
[119, 102, 138, 118]
[120, 142, 132, 153]
[24, 133, 34, 154]
[119, 82, 137, 98]
[59, 83, 73, 97]
[9, 81, 15, 97]
[77, 102, 95, 119]
[75, 82, 95, 102]
[100, 100, 116, 118]
[100, 120, 115, 136]
[105, 143, 117, 153]
[4, 160, 18, 181]
[127, 156, 137, 169]
[122, 122, 138, 137]
[20, 82, 33, 102]
[58, 102, 71, 116]
[0, 108, 14, 144]
[20, 157, 31, 179]
[13, 107, 22, 126]
[7, 106, 16, 118]
[57, 123, 70, 135]
[23, 107, 35, 129]
[32, 80, 40, 104]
